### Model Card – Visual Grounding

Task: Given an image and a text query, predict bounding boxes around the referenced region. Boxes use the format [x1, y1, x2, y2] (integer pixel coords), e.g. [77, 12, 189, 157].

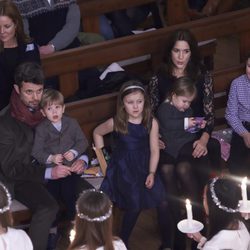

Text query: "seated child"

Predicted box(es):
[68, 189, 127, 250]
[32, 88, 89, 222]
[0, 182, 33, 250]
[32, 88, 88, 167]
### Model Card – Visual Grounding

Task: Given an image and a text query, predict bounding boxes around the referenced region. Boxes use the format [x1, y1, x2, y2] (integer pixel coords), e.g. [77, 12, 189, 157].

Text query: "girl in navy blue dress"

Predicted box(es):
[93, 81, 165, 247]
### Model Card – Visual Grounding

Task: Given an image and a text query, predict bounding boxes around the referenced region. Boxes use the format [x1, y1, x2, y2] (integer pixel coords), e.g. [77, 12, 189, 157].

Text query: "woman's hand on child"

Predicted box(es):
[192, 139, 208, 158]
[145, 173, 155, 189]
[158, 134, 166, 149]
[64, 151, 75, 161]
[51, 154, 63, 164]
[71, 159, 86, 174]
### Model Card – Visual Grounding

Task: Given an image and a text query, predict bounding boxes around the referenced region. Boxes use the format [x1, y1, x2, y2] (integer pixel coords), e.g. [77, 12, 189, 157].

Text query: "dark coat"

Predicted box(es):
[0, 107, 45, 196]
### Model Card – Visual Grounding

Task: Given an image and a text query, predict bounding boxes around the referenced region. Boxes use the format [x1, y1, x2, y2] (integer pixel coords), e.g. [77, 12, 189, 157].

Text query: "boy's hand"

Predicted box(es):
[199, 120, 207, 129]
[188, 117, 196, 128]
[64, 151, 75, 161]
[145, 173, 155, 189]
[51, 154, 63, 165]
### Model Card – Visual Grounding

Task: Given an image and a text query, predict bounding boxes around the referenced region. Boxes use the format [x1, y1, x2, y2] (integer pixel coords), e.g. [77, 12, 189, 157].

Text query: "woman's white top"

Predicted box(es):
[77, 239, 127, 250]
[203, 221, 250, 250]
[0, 227, 33, 250]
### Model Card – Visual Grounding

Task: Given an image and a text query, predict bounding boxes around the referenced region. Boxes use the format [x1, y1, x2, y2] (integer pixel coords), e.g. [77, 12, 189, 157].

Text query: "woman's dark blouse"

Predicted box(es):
[149, 71, 214, 134]
[0, 42, 40, 109]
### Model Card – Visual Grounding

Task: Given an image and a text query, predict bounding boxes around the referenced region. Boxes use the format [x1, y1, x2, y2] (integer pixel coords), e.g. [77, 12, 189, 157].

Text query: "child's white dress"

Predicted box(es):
[0, 227, 33, 250]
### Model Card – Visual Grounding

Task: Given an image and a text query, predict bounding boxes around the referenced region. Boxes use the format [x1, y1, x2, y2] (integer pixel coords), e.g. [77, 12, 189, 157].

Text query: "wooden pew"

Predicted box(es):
[41, 7, 250, 98]
[64, 63, 246, 143]
[77, 0, 157, 33]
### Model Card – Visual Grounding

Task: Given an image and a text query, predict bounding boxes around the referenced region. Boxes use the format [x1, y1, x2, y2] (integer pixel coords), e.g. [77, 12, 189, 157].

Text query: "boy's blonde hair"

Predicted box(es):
[40, 89, 64, 108]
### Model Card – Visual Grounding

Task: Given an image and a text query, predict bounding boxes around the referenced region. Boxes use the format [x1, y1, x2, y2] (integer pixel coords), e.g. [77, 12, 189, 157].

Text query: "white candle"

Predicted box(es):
[186, 199, 193, 223]
[241, 177, 248, 207]
[69, 229, 76, 242]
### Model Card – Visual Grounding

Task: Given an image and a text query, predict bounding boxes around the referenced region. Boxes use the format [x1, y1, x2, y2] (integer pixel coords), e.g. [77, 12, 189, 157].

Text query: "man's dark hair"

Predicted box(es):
[14, 62, 44, 87]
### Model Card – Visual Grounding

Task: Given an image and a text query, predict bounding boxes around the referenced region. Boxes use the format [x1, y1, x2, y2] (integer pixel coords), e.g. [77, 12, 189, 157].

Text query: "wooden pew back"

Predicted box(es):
[65, 63, 246, 142]
[77, 0, 156, 33]
[41, 7, 250, 98]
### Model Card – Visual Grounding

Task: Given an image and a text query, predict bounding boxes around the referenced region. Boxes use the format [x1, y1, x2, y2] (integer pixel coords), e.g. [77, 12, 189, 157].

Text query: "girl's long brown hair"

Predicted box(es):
[114, 80, 152, 134]
[68, 191, 115, 250]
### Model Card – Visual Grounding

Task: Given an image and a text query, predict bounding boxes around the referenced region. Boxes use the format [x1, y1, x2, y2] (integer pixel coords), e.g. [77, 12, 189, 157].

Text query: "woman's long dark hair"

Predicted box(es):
[206, 177, 241, 240]
[160, 28, 204, 81]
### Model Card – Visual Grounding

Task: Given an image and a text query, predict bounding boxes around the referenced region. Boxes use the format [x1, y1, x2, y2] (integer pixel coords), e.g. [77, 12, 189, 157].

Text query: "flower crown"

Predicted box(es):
[76, 189, 112, 222]
[210, 177, 240, 213]
[0, 182, 11, 214]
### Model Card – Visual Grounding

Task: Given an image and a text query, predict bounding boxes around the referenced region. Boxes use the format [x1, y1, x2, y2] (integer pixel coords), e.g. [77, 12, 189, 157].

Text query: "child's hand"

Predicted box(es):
[51, 154, 63, 165]
[199, 120, 207, 129]
[145, 173, 155, 189]
[187, 232, 203, 242]
[188, 117, 196, 128]
[63, 151, 75, 161]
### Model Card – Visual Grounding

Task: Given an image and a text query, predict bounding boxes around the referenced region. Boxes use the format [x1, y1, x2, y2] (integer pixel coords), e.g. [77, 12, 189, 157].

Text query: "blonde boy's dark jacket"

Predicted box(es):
[0, 107, 45, 196]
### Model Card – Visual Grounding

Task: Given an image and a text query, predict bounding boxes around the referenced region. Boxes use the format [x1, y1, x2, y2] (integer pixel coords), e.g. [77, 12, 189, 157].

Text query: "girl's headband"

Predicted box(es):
[76, 189, 112, 222]
[0, 182, 11, 214]
[210, 177, 240, 213]
[122, 85, 145, 93]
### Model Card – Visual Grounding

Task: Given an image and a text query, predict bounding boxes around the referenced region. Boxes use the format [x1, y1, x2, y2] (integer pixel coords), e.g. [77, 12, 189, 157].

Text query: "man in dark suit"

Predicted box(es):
[0, 62, 81, 250]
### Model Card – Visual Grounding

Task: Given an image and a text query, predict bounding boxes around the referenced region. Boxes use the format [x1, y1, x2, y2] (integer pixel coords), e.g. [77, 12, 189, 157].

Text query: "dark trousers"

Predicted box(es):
[47, 174, 94, 223]
[228, 131, 250, 176]
[14, 181, 58, 250]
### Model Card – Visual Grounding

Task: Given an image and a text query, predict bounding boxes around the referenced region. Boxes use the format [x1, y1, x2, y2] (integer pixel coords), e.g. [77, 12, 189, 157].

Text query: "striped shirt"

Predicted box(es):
[225, 74, 250, 135]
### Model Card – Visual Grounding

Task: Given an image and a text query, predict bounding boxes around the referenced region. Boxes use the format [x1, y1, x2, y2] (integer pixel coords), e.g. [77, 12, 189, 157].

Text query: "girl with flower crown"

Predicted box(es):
[187, 177, 250, 250]
[0, 182, 33, 249]
[93, 81, 166, 247]
[68, 189, 127, 250]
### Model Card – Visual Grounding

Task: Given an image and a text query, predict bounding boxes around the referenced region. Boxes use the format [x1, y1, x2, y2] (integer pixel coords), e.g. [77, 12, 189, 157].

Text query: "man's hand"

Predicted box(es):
[64, 151, 75, 161]
[242, 132, 250, 148]
[51, 154, 63, 165]
[70, 159, 86, 175]
[51, 165, 71, 179]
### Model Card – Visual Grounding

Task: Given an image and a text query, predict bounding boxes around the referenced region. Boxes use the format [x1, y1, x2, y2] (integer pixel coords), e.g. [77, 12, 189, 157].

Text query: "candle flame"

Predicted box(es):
[186, 199, 191, 205]
[69, 229, 76, 242]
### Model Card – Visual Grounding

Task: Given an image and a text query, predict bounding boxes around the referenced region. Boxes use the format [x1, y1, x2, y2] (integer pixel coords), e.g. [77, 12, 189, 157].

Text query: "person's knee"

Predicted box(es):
[160, 164, 175, 177]
[35, 198, 59, 220]
[176, 162, 191, 176]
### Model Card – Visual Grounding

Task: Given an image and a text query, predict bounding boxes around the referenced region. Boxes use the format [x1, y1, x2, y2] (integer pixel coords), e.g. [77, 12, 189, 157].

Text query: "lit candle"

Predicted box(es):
[186, 199, 193, 223]
[241, 177, 248, 207]
[69, 229, 76, 242]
